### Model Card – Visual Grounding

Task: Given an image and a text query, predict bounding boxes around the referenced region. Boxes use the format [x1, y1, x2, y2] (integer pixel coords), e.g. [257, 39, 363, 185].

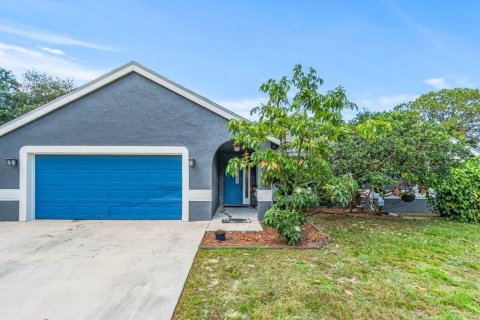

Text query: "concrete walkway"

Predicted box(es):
[0, 220, 207, 320]
[206, 207, 263, 232]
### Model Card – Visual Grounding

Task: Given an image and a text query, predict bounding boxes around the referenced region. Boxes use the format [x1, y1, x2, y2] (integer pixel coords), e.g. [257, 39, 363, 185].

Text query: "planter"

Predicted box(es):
[401, 194, 416, 202]
[215, 230, 226, 241]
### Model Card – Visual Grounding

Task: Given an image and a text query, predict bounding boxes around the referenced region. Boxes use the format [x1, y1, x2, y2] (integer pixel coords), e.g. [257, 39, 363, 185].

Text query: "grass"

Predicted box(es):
[174, 215, 480, 319]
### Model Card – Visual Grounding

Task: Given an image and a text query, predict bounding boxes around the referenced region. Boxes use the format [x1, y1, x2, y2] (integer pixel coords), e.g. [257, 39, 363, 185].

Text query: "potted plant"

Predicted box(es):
[215, 230, 226, 241]
[419, 185, 427, 195]
[401, 190, 416, 202]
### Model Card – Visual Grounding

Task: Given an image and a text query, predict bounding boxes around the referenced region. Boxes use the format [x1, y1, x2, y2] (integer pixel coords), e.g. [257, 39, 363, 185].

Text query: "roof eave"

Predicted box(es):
[0, 61, 246, 137]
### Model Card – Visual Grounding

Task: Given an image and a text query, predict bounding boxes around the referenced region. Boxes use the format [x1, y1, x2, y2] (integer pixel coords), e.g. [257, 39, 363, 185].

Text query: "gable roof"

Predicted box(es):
[0, 61, 246, 137]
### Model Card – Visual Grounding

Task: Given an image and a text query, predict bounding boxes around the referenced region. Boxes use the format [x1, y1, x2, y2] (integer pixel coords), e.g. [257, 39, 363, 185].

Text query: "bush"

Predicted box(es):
[431, 157, 480, 222]
[263, 207, 305, 245]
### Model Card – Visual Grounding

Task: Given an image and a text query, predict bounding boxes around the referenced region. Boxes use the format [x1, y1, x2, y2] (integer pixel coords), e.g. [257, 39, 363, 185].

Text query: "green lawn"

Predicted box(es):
[175, 215, 480, 320]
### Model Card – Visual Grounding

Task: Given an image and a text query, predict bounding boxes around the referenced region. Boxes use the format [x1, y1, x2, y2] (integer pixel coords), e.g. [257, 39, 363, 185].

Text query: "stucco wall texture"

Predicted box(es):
[0, 72, 237, 221]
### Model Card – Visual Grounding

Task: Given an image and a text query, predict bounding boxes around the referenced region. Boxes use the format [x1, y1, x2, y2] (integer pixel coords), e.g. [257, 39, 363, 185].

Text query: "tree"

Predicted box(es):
[397, 88, 480, 147]
[21, 70, 75, 108]
[332, 110, 471, 214]
[430, 157, 480, 222]
[226, 65, 355, 244]
[0, 67, 75, 125]
[0, 68, 21, 124]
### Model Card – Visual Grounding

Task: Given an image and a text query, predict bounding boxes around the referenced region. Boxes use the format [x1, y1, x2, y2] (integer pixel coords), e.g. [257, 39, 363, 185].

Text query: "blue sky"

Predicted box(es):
[0, 0, 479, 119]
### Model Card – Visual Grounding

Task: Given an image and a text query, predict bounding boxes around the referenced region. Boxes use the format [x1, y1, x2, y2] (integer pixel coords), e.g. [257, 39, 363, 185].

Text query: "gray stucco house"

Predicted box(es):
[0, 62, 274, 221]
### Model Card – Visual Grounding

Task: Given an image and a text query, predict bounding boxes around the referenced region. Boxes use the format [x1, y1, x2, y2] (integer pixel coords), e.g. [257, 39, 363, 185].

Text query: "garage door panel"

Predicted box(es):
[35, 155, 182, 220]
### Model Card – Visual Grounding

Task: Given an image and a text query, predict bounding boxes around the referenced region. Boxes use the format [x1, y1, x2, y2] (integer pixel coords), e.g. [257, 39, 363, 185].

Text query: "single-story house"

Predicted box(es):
[0, 62, 274, 221]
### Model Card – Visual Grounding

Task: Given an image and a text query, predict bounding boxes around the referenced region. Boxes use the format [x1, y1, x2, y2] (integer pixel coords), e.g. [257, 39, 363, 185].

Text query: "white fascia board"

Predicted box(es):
[0, 62, 244, 137]
[0, 66, 133, 137]
[132, 65, 240, 121]
[0, 61, 280, 147]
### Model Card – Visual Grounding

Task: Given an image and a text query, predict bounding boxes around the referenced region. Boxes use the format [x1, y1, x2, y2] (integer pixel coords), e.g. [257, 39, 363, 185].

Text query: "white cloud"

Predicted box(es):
[357, 94, 418, 110]
[0, 21, 116, 51]
[424, 77, 476, 90]
[343, 93, 418, 121]
[215, 97, 267, 119]
[0, 42, 105, 83]
[41, 47, 65, 55]
[424, 78, 450, 90]
[220, 94, 419, 122]
[377, 94, 418, 106]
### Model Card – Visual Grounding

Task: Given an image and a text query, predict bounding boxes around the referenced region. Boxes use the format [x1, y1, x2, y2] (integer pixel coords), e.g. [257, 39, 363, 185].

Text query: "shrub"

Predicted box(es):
[264, 207, 305, 245]
[431, 157, 480, 222]
[324, 174, 359, 208]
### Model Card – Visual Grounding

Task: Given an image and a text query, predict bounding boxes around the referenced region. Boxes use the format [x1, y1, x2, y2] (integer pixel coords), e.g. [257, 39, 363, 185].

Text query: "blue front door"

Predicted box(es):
[35, 155, 182, 220]
[224, 169, 243, 206]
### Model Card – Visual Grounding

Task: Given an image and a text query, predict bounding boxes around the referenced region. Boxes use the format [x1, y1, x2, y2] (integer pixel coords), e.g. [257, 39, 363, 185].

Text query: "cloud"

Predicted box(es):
[215, 97, 267, 119]
[41, 47, 65, 55]
[0, 20, 116, 51]
[220, 93, 420, 121]
[342, 93, 417, 121]
[377, 94, 418, 106]
[0, 42, 105, 83]
[424, 77, 450, 90]
[356, 93, 418, 112]
[423, 77, 476, 90]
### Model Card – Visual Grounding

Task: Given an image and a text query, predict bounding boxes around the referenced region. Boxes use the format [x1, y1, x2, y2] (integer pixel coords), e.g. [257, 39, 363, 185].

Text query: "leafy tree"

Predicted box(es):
[21, 70, 75, 108]
[0, 68, 21, 124]
[0, 67, 75, 125]
[226, 65, 355, 244]
[430, 157, 480, 222]
[397, 88, 480, 147]
[332, 110, 471, 214]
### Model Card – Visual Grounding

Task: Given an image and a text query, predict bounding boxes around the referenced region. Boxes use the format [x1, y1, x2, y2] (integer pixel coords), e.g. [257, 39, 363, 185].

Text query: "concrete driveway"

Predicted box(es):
[0, 220, 207, 320]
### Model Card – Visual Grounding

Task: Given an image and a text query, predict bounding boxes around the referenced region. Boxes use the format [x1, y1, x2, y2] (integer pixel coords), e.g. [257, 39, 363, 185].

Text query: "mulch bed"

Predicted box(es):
[200, 221, 332, 249]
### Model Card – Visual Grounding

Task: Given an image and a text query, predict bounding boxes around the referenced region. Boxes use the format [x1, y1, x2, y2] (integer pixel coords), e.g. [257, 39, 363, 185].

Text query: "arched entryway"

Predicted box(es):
[211, 140, 257, 215]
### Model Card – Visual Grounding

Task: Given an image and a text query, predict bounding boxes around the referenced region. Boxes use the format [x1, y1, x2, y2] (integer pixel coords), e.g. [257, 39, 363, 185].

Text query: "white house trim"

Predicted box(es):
[18, 146, 190, 222]
[257, 189, 273, 202]
[0, 62, 243, 138]
[242, 169, 251, 205]
[188, 189, 212, 201]
[0, 189, 20, 201]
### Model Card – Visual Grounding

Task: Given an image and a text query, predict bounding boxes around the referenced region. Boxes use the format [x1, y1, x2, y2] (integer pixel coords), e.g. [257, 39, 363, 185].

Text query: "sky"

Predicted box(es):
[0, 0, 479, 119]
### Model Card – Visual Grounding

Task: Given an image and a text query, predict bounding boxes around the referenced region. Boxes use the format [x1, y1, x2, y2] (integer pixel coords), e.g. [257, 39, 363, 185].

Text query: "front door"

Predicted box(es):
[224, 169, 243, 206]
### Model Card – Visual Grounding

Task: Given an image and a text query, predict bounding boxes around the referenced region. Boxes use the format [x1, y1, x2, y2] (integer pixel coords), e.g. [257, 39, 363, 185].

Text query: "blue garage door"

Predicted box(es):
[35, 155, 182, 220]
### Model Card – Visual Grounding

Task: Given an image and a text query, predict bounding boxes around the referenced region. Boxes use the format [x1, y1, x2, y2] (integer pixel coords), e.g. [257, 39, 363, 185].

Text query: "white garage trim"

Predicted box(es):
[19, 146, 190, 222]
[0, 189, 20, 201]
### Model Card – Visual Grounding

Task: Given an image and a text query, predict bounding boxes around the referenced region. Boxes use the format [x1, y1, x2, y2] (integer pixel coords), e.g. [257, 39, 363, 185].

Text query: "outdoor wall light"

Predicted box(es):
[233, 143, 241, 152]
[189, 158, 195, 167]
[6, 157, 18, 166]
